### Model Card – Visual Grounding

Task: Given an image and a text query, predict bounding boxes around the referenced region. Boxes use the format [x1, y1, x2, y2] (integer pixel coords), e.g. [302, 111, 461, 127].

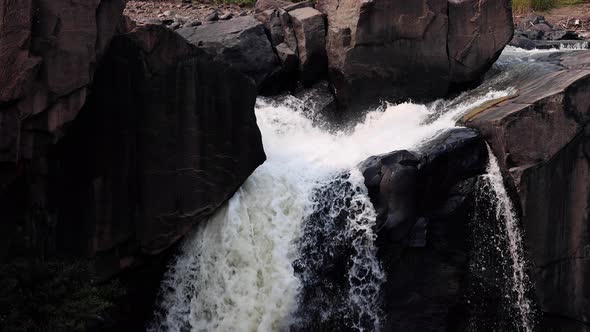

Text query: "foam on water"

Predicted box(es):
[148, 86, 515, 332]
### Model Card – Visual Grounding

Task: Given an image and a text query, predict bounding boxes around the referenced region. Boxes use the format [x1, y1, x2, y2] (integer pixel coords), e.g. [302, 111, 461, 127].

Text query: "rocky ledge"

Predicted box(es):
[466, 50, 590, 330]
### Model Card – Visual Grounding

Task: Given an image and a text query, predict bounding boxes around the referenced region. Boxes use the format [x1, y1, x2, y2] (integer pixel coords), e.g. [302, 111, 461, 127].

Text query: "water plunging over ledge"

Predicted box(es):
[148, 46, 578, 331]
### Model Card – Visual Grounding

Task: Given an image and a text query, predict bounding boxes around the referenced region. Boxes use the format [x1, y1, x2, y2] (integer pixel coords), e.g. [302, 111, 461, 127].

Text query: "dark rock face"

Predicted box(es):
[316, 0, 513, 110]
[466, 51, 590, 330]
[360, 128, 489, 330]
[0, 0, 126, 172]
[178, 16, 282, 93]
[48, 25, 265, 273]
[0, 0, 127, 260]
[448, 0, 514, 85]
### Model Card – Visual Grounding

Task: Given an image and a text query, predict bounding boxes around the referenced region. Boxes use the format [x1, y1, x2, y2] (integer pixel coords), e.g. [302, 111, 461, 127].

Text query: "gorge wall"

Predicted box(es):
[467, 51, 590, 331]
[0, 1, 264, 278]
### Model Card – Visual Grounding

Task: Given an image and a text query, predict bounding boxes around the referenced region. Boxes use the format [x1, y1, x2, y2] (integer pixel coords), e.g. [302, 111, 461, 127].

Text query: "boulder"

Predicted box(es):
[178, 16, 282, 93]
[316, 0, 513, 110]
[360, 128, 490, 330]
[466, 51, 590, 329]
[448, 0, 514, 85]
[509, 35, 537, 50]
[362, 128, 488, 239]
[48, 25, 265, 273]
[289, 7, 327, 85]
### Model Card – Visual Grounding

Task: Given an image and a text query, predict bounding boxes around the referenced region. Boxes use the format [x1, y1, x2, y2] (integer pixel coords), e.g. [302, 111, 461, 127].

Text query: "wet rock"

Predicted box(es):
[509, 35, 537, 50]
[360, 128, 489, 331]
[466, 51, 590, 328]
[361, 128, 488, 239]
[178, 16, 282, 92]
[289, 7, 327, 85]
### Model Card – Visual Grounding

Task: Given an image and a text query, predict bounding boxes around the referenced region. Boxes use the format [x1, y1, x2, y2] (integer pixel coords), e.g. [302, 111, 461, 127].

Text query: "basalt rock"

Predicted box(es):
[178, 16, 283, 94]
[0, 0, 127, 260]
[316, 0, 513, 110]
[47, 25, 265, 275]
[290, 7, 327, 85]
[360, 128, 489, 330]
[448, 0, 514, 86]
[466, 51, 590, 330]
[361, 128, 488, 243]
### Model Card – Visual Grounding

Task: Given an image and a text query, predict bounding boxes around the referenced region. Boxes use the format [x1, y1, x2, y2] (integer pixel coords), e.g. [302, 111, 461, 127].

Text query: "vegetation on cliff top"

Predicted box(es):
[512, 0, 585, 12]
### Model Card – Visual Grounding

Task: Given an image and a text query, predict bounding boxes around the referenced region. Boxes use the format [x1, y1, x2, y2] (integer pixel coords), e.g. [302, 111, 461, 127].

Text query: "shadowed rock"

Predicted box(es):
[47, 25, 265, 274]
[360, 128, 489, 330]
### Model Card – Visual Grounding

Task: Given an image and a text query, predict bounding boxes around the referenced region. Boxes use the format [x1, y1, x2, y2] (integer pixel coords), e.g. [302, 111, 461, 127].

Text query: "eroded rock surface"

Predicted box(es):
[178, 15, 282, 93]
[360, 128, 489, 330]
[49, 25, 265, 273]
[0, 0, 127, 261]
[316, 0, 513, 109]
[466, 51, 590, 329]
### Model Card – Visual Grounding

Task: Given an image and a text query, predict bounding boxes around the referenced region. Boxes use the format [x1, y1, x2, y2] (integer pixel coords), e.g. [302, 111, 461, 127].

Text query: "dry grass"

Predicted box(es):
[512, 0, 585, 13]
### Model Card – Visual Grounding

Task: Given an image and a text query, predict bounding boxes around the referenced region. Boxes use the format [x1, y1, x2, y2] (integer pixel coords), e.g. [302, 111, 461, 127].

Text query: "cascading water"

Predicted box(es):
[465, 149, 536, 332]
[149, 46, 572, 332]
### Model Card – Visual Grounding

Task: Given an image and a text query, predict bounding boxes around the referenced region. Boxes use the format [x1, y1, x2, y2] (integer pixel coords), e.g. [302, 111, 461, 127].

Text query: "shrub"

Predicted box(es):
[512, 0, 585, 13]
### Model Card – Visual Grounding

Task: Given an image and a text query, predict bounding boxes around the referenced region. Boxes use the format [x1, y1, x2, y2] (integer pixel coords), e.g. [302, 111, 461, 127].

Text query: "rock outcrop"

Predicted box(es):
[178, 16, 283, 93]
[253, 1, 326, 89]
[0, 0, 126, 185]
[466, 51, 590, 330]
[360, 128, 491, 330]
[290, 7, 327, 84]
[48, 25, 265, 274]
[0, 0, 127, 260]
[448, 0, 514, 85]
[316, 0, 513, 109]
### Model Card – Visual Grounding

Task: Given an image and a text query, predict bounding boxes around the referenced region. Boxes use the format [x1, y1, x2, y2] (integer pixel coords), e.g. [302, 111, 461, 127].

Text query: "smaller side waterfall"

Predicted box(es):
[466, 148, 536, 332]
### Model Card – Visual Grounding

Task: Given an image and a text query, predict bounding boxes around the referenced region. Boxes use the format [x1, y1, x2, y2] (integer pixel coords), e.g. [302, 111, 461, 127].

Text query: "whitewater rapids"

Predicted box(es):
[148, 84, 511, 332]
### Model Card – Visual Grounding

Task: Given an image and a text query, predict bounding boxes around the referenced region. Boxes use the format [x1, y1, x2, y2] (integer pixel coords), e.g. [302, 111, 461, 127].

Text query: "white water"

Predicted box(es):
[149, 86, 514, 332]
[479, 148, 535, 332]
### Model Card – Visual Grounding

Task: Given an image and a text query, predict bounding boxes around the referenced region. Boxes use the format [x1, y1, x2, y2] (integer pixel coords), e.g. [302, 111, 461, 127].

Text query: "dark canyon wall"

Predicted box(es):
[0, 0, 127, 261]
[50, 25, 265, 275]
[0, 0, 265, 280]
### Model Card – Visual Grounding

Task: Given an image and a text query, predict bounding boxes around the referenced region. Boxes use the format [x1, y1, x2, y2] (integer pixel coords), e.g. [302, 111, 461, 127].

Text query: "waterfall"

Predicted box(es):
[466, 148, 536, 332]
[143, 42, 577, 332]
[147, 85, 517, 332]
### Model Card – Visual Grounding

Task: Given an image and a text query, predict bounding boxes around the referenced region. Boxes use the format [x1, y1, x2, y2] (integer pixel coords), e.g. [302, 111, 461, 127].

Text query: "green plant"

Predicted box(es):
[512, 0, 585, 13]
